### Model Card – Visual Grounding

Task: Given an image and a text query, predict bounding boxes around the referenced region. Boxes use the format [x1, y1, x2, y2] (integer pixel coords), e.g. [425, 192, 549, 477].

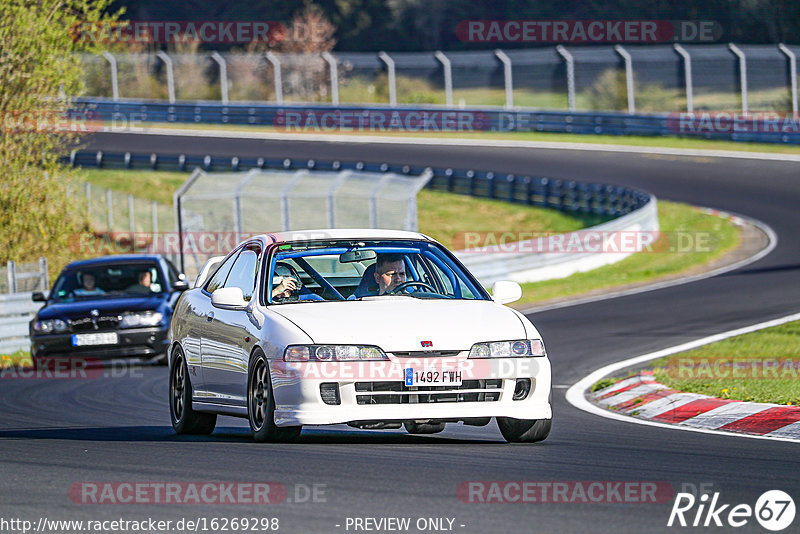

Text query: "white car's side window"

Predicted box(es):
[223, 246, 261, 302]
[204, 251, 239, 294]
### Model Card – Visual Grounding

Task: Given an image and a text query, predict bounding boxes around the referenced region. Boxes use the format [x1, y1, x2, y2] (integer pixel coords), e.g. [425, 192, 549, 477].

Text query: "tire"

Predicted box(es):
[169, 347, 216, 435]
[248, 350, 301, 443]
[496, 417, 551, 443]
[404, 422, 445, 434]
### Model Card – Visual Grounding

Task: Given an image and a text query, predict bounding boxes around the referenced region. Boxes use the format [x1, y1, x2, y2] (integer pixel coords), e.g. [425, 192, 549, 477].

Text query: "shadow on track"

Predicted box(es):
[721, 263, 800, 276]
[0, 425, 503, 445]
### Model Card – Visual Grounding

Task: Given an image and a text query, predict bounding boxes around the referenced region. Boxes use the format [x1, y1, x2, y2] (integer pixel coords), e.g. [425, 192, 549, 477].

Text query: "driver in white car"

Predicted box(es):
[374, 253, 407, 295]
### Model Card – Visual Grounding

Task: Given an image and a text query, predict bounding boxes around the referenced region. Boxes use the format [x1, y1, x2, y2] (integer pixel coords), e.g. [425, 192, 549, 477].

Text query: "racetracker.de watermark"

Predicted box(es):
[274, 110, 491, 132]
[0, 358, 143, 380]
[69, 21, 284, 44]
[70, 232, 263, 257]
[453, 231, 718, 254]
[457, 481, 674, 503]
[69, 482, 285, 505]
[0, 110, 102, 134]
[455, 20, 721, 43]
[658, 358, 800, 380]
[667, 112, 800, 134]
[272, 357, 543, 382]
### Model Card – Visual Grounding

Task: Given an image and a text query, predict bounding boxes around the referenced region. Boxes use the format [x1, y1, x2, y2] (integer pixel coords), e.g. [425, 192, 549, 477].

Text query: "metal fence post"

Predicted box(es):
[210, 51, 229, 104]
[174, 168, 205, 273]
[494, 49, 513, 109]
[556, 45, 576, 112]
[106, 189, 113, 231]
[155, 51, 175, 104]
[39, 257, 49, 291]
[779, 44, 798, 119]
[728, 43, 748, 114]
[265, 52, 283, 104]
[151, 201, 158, 235]
[101, 51, 119, 101]
[378, 51, 397, 106]
[614, 45, 635, 114]
[434, 51, 453, 107]
[128, 194, 135, 234]
[6, 261, 16, 294]
[674, 44, 694, 112]
[322, 52, 339, 105]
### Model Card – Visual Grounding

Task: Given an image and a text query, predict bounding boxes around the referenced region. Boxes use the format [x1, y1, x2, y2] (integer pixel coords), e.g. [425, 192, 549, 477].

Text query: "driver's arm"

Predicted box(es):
[272, 277, 297, 298]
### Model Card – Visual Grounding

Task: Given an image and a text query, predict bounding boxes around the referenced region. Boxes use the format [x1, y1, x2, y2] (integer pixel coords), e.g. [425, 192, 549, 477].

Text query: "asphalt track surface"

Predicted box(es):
[1, 132, 798, 533]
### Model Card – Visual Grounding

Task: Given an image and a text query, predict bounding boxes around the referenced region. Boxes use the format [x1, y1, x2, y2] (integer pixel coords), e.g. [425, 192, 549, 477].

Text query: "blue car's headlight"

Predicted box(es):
[119, 312, 164, 328]
[284, 345, 388, 362]
[33, 319, 68, 334]
[468, 339, 545, 358]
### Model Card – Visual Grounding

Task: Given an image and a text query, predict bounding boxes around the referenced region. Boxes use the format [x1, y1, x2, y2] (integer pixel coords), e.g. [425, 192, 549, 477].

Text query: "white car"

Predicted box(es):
[168, 229, 552, 443]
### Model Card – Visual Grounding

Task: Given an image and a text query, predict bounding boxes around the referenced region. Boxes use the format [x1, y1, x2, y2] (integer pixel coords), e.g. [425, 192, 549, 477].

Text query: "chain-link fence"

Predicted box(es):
[175, 167, 432, 276]
[0, 259, 49, 294]
[82, 45, 800, 113]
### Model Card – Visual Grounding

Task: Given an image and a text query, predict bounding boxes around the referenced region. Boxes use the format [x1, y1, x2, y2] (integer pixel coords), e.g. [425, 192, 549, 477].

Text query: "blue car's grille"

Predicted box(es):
[67, 316, 121, 332]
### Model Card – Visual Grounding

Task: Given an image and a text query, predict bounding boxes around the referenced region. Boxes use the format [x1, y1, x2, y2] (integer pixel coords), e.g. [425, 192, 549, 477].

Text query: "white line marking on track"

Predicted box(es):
[565, 311, 800, 443]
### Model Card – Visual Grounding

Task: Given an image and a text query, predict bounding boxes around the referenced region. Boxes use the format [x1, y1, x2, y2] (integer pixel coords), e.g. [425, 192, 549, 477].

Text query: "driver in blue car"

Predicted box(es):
[374, 253, 407, 295]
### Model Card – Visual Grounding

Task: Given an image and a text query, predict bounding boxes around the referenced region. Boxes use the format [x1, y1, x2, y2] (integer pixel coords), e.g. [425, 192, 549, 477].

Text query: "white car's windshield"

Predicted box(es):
[267, 239, 487, 304]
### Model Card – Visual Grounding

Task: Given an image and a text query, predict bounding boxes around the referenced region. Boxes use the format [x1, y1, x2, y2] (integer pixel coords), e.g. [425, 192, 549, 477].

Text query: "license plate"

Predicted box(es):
[71, 332, 118, 346]
[404, 368, 462, 387]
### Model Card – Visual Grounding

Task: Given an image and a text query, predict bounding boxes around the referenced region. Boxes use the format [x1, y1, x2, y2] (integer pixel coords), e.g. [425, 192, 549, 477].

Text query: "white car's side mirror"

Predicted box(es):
[211, 287, 247, 309]
[491, 280, 522, 305]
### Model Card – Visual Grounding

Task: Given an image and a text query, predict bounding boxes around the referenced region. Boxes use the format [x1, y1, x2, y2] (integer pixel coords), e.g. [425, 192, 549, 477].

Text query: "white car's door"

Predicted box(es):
[201, 244, 261, 404]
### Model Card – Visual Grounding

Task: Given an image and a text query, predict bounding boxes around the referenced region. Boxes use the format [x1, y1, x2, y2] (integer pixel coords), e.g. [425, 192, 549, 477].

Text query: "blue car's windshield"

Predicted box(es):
[266, 239, 487, 304]
[50, 263, 164, 302]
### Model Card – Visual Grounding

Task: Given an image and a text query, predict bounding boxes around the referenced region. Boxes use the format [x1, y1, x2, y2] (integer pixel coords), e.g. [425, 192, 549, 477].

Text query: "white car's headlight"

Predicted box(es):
[33, 319, 68, 333]
[468, 339, 545, 358]
[284, 345, 389, 362]
[119, 312, 163, 328]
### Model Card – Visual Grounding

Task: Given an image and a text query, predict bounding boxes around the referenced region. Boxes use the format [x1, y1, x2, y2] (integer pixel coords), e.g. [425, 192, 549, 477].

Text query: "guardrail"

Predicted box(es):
[75, 98, 800, 145]
[0, 293, 41, 354]
[65, 149, 651, 218]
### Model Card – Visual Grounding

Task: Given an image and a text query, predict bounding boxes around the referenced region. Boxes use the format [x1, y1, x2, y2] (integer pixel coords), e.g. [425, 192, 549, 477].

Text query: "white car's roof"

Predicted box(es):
[258, 229, 433, 244]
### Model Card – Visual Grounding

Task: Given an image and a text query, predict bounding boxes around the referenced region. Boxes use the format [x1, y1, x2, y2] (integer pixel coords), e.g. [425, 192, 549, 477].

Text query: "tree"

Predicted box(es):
[0, 0, 120, 269]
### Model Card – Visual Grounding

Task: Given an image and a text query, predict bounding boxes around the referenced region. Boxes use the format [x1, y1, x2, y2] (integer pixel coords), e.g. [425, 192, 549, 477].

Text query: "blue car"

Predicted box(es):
[30, 255, 189, 364]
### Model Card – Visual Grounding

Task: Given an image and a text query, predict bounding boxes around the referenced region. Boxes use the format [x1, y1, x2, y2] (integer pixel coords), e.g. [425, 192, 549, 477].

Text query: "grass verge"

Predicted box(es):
[516, 201, 741, 306]
[1, 350, 32, 368]
[649, 321, 800, 405]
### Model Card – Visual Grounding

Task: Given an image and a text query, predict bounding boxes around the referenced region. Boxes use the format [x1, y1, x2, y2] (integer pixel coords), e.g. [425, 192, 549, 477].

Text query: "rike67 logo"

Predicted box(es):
[668, 490, 795, 530]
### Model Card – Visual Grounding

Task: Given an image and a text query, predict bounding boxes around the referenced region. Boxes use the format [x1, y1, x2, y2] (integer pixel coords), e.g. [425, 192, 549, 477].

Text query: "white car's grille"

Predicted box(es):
[354, 379, 502, 405]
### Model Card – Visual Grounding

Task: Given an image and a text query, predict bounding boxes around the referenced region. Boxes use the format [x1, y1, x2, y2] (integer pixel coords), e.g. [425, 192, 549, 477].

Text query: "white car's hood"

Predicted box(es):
[268, 297, 526, 352]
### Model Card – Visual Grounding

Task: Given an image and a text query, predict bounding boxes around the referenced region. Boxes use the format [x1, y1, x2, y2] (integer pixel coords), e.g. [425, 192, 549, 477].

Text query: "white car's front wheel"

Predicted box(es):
[496, 417, 551, 443]
[248, 350, 302, 442]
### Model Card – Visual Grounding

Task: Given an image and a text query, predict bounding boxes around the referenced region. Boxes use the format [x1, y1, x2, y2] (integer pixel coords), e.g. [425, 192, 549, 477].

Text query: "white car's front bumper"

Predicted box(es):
[270, 356, 552, 426]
